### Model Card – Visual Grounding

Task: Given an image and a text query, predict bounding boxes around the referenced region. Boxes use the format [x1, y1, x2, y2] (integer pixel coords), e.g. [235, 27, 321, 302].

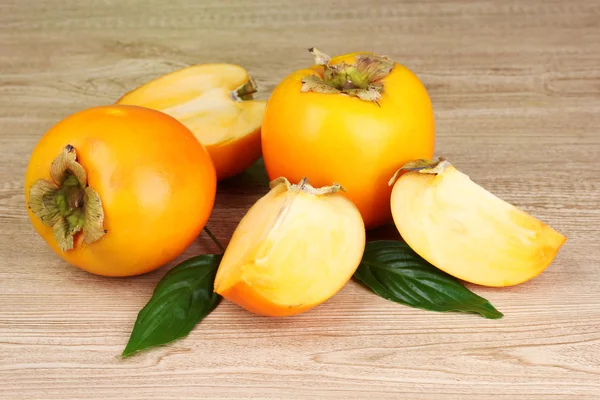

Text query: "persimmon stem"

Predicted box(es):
[60, 174, 86, 211]
[232, 78, 258, 101]
[204, 226, 225, 254]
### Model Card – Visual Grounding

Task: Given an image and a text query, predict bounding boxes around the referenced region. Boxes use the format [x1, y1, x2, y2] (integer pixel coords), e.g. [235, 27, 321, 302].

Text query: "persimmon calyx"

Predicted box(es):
[28, 145, 105, 252]
[231, 77, 258, 102]
[300, 48, 395, 103]
[388, 157, 452, 186]
[270, 177, 346, 195]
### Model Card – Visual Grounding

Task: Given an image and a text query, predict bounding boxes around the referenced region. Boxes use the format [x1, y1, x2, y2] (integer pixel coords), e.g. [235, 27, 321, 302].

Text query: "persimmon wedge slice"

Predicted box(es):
[389, 158, 566, 287]
[214, 178, 366, 316]
[117, 64, 266, 181]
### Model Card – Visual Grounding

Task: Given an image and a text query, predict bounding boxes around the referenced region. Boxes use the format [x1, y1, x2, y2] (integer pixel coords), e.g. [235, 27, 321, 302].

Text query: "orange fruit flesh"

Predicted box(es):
[391, 164, 566, 287]
[214, 181, 366, 316]
[117, 64, 266, 180]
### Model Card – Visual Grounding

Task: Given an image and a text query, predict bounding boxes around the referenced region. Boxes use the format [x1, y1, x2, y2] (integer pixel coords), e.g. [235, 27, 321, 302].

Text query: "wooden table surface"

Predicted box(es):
[2, 0, 600, 399]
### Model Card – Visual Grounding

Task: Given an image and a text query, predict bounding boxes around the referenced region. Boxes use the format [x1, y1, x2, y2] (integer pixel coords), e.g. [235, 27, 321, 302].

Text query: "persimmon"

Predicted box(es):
[389, 158, 567, 287]
[24, 105, 216, 277]
[214, 177, 366, 316]
[117, 64, 267, 181]
[261, 48, 435, 229]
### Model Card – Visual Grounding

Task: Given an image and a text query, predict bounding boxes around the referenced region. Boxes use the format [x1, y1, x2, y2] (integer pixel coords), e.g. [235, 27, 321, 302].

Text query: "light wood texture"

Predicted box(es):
[1, 0, 600, 399]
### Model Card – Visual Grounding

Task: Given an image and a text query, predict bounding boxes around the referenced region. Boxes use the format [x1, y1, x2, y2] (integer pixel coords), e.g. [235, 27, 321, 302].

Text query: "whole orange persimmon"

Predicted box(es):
[24, 105, 216, 277]
[261, 48, 435, 228]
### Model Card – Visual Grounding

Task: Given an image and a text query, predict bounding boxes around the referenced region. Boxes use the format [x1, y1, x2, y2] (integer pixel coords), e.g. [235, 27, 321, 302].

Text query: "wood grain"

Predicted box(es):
[1, 0, 600, 398]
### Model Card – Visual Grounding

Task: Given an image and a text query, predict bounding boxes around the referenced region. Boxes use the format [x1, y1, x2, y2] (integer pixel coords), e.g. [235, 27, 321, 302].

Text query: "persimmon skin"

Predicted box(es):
[261, 52, 435, 229]
[24, 105, 217, 277]
[208, 125, 262, 181]
[217, 280, 312, 317]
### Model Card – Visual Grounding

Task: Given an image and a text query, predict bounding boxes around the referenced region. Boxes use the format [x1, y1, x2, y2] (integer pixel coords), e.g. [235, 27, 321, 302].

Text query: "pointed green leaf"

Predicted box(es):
[223, 157, 271, 188]
[122, 254, 222, 357]
[354, 241, 503, 319]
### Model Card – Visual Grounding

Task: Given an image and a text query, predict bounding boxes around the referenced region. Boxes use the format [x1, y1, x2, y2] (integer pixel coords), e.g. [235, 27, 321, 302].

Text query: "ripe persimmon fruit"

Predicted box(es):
[389, 158, 567, 287]
[24, 105, 217, 277]
[261, 48, 435, 229]
[214, 177, 366, 316]
[117, 64, 266, 181]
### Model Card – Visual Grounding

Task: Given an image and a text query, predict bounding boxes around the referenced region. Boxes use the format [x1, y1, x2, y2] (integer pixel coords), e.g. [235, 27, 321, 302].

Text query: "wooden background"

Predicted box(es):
[1, 0, 599, 398]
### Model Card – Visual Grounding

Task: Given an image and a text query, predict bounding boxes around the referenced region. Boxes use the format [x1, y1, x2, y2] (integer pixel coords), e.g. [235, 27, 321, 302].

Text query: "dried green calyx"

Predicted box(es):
[231, 77, 258, 101]
[388, 157, 452, 186]
[28, 145, 106, 252]
[270, 177, 346, 196]
[300, 48, 395, 103]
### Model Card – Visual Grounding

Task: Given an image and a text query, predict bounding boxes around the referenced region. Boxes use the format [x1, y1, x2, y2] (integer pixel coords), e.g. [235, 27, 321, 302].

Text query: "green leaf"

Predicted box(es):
[354, 241, 503, 319]
[241, 157, 270, 187]
[122, 254, 222, 357]
[220, 157, 270, 189]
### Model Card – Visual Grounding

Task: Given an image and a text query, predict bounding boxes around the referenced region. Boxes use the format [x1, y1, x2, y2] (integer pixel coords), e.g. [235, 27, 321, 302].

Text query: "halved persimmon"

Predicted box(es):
[389, 158, 566, 287]
[214, 178, 366, 316]
[117, 64, 266, 181]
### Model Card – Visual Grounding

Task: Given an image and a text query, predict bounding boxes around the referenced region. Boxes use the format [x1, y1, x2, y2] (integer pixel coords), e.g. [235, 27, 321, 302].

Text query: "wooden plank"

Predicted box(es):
[1, 0, 599, 398]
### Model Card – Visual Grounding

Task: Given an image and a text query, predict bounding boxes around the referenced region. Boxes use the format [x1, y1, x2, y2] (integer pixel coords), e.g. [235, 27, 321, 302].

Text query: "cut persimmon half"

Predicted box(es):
[117, 64, 266, 181]
[389, 158, 566, 287]
[214, 177, 366, 316]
